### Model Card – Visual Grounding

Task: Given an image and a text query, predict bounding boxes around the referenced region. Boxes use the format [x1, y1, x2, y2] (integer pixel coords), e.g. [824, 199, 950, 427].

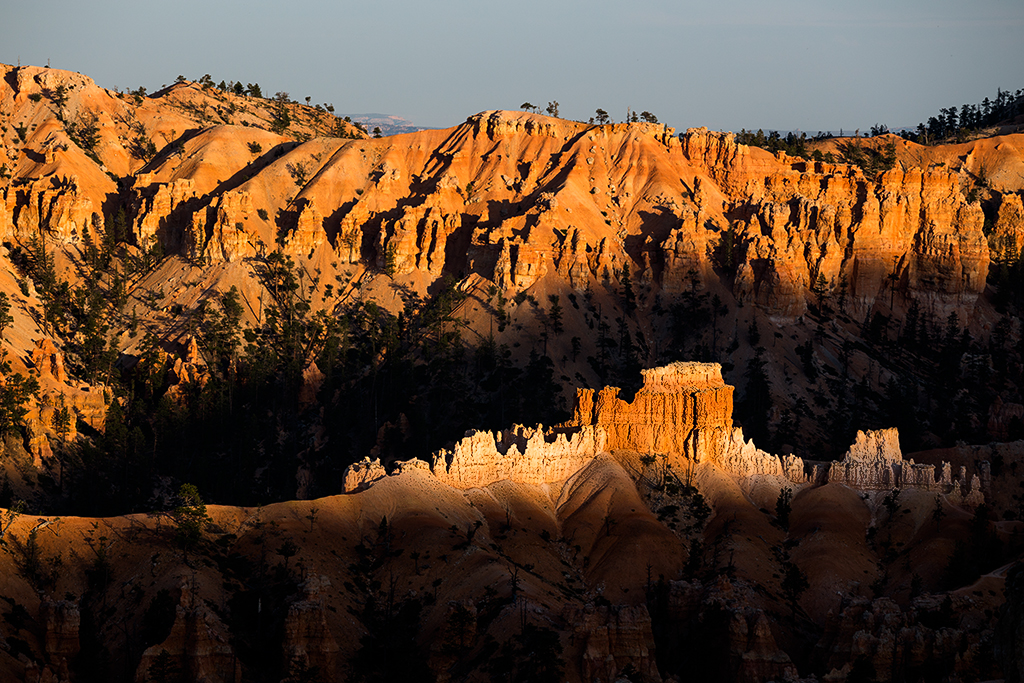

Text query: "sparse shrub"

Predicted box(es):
[0, 358, 40, 437]
[129, 133, 158, 161]
[65, 111, 100, 152]
[287, 161, 309, 186]
[11, 528, 63, 591]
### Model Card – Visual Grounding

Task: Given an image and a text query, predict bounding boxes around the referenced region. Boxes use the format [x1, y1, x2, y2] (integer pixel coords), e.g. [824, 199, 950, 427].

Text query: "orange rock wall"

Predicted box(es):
[568, 362, 734, 463]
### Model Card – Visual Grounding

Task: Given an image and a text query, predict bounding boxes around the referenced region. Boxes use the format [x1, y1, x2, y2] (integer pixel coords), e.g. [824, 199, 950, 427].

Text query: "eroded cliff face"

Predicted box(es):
[0, 358, 1015, 683]
[343, 423, 606, 492]
[1, 338, 108, 464]
[567, 362, 734, 463]
[344, 363, 987, 507]
[562, 604, 662, 683]
[816, 595, 1001, 682]
[282, 575, 340, 680]
[9, 97, 987, 323]
[430, 424, 607, 489]
[825, 429, 985, 503]
[0, 62, 361, 256]
[681, 128, 991, 318]
[2, 176, 103, 246]
[4, 71, 1021, 479]
[135, 590, 241, 683]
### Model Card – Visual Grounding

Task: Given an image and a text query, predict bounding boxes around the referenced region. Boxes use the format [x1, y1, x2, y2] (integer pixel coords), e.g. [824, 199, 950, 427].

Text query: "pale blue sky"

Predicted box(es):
[3, 0, 1022, 132]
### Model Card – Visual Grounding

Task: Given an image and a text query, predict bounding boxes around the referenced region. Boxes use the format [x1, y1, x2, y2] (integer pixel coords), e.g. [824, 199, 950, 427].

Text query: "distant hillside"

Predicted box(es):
[351, 112, 431, 136]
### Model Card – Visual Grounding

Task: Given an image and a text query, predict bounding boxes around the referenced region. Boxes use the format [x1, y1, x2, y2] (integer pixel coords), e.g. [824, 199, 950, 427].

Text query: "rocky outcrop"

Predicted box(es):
[566, 362, 733, 464]
[282, 575, 339, 679]
[17, 343, 108, 462]
[343, 457, 387, 492]
[135, 592, 241, 683]
[947, 474, 986, 508]
[729, 610, 799, 683]
[131, 177, 198, 250]
[284, 199, 327, 258]
[345, 365, 989, 500]
[39, 599, 79, 668]
[343, 421, 604, 492]
[430, 424, 606, 489]
[470, 110, 568, 140]
[563, 604, 661, 683]
[376, 205, 460, 277]
[679, 128, 989, 318]
[334, 204, 373, 263]
[990, 191, 1024, 257]
[988, 394, 1024, 441]
[660, 578, 798, 683]
[21, 661, 72, 683]
[826, 429, 977, 498]
[7, 175, 100, 245]
[180, 190, 258, 262]
[718, 428, 808, 482]
[30, 339, 68, 383]
[817, 595, 1000, 682]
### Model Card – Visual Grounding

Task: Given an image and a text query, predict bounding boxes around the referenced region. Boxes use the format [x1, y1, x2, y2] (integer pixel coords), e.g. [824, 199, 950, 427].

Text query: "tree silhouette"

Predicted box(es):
[171, 483, 211, 559]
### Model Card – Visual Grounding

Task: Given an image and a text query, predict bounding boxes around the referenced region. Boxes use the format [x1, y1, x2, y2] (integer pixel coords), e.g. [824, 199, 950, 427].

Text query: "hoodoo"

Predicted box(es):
[345, 362, 985, 504]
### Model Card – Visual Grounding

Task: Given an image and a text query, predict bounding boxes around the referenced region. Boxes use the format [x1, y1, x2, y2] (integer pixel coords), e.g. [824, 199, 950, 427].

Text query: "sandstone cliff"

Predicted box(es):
[282, 575, 340, 680]
[827, 428, 985, 503]
[817, 594, 1001, 682]
[135, 590, 241, 683]
[343, 364, 988, 507]
[343, 423, 606, 492]
[567, 361, 734, 463]
[4, 94, 989, 324]
[562, 604, 661, 683]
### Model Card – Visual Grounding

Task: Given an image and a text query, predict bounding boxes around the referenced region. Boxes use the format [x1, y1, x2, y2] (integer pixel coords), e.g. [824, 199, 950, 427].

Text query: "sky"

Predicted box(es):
[3, 0, 1023, 133]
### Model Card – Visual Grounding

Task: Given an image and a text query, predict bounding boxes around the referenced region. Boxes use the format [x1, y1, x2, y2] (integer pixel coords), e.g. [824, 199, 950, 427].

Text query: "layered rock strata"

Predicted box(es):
[680, 128, 990, 319]
[430, 423, 606, 489]
[92, 105, 1000, 322]
[342, 363, 986, 504]
[566, 362, 734, 463]
[827, 428, 983, 503]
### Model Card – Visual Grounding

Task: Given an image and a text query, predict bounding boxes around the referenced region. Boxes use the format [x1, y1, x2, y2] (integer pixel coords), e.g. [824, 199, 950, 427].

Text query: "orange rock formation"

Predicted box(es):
[567, 362, 734, 462]
[4, 61, 1011, 330]
[344, 363, 984, 506]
